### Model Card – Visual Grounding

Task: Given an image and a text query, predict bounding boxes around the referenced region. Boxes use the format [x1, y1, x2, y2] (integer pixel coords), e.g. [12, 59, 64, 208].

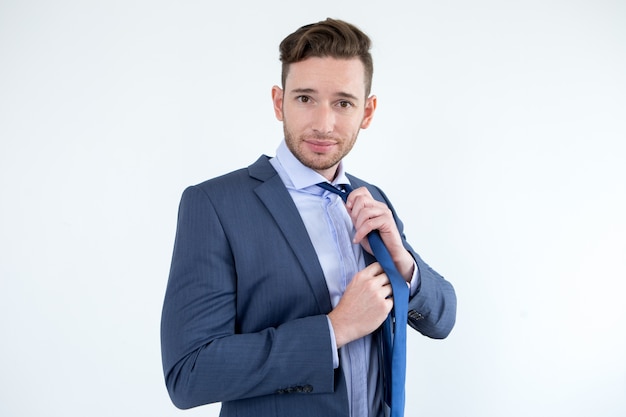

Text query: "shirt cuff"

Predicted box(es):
[408, 260, 421, 297]
[326, 316, 339, 369]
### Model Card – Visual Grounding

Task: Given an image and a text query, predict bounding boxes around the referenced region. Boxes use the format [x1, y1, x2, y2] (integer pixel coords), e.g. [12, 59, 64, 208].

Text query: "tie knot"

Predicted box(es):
[317, 182, 352, 202]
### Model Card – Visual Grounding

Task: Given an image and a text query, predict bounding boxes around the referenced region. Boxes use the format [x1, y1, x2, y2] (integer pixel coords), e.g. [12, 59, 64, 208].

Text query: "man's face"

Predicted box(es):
[272, 56, 377, 181]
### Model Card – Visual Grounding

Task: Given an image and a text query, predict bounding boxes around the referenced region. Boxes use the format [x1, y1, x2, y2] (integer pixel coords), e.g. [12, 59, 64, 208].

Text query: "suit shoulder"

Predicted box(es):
[190, 155, 275, 194]
[193, 167, 249, 190]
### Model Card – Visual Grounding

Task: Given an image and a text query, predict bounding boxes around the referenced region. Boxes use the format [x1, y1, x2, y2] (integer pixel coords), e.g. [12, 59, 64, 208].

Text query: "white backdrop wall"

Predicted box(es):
[1, 1, 625, 416]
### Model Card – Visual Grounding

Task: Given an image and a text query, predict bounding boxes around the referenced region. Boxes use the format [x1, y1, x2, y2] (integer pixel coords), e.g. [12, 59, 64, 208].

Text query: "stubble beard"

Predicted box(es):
[283, 125, 358, 172]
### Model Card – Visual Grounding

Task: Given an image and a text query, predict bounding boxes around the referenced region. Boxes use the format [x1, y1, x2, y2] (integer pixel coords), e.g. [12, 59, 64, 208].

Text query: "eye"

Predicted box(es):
[338, 100, 353, 108]
[297, 95, 311, 103]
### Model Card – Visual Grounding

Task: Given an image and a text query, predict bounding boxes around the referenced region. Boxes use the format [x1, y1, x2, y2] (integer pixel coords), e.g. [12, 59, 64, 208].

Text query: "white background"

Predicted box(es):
[1, 1, 625, 416]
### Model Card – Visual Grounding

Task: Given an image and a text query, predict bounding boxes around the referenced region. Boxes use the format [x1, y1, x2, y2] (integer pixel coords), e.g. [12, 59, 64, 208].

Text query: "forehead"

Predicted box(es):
[285, 57, 367, 97]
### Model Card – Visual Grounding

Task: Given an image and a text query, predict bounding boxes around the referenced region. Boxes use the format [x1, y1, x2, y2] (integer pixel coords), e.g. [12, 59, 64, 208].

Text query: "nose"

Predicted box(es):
[311, 105, 335, 134]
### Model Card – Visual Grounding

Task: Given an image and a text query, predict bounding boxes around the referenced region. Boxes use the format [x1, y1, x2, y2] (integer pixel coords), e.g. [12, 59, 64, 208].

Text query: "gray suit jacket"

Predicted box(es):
[160, 155, 456, 416]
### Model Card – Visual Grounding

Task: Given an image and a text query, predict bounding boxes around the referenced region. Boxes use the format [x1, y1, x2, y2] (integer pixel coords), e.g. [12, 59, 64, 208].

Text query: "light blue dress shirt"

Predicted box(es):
[270, 140, 419, 417]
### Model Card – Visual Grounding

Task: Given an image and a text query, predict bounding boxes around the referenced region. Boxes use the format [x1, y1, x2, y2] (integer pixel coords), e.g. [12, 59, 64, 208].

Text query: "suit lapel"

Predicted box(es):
[248, 156, 333, 314]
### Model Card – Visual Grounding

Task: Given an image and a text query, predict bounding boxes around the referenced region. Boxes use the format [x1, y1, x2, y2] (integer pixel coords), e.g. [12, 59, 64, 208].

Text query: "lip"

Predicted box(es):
[304, 139, 337, 153]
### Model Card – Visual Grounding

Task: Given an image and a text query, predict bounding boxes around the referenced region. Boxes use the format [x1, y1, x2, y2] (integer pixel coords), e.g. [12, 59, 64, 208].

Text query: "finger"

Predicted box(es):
[362, 261, 384, 276]
[345, 186, 373, 210]
[346, 193, 377, 215]
[349, 198, 390, 231]
[353, 214, 396, 247]
[369, 270, 390, 291]
[353, 210, 387, 237]
[383, 283, 393, 299]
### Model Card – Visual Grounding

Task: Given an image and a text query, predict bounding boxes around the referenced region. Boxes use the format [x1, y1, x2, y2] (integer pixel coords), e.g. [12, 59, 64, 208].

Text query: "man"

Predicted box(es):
[161, 18, 456, 417]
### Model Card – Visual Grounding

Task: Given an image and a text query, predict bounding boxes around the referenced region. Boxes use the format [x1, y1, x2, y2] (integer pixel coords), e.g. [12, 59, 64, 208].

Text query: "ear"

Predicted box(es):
[360, 95, 377, 129]
[271, 85, 284, 121]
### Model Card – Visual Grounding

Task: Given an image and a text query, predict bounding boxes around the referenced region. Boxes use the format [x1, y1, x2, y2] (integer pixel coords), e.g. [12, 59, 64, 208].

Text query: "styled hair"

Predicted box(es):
[279, 18, 374, 96]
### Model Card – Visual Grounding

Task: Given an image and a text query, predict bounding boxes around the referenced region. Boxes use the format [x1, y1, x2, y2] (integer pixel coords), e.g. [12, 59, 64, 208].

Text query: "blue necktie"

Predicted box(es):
[317, 182, 409, 417]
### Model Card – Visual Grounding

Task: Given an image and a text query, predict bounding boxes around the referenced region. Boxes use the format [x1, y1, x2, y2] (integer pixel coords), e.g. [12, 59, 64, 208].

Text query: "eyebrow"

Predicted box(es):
[290, 88, 360, 102]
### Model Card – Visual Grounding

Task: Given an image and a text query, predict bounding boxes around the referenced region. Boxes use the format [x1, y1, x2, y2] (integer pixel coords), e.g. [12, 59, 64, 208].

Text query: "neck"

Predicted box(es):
[315, 163, 341, 182]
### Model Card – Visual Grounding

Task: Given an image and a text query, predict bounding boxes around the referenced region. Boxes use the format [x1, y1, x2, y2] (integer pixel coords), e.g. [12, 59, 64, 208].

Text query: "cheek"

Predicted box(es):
[338, 116, 364, 134]
[285, 110, 309, 130]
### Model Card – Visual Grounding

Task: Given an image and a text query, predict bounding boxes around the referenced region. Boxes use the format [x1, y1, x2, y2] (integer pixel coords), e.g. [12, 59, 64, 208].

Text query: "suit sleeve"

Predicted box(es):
[160, 186, 336, 409]
[406, 251, 457, 338]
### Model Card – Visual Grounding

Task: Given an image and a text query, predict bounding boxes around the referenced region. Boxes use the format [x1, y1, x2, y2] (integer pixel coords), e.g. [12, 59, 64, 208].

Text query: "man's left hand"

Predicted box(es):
[345, 187, 415, 282]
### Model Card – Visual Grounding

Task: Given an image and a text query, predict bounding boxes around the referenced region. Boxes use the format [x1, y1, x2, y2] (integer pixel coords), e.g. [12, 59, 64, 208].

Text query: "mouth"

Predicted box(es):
[303, 138, 337, 153]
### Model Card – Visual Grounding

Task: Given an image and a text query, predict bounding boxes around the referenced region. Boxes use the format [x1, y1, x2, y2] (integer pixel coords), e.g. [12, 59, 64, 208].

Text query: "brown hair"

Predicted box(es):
[279, 18, 374, 96]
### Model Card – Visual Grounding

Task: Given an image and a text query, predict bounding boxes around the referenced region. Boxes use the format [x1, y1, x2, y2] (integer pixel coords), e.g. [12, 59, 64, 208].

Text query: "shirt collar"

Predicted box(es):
[273, 140, 350, 190]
